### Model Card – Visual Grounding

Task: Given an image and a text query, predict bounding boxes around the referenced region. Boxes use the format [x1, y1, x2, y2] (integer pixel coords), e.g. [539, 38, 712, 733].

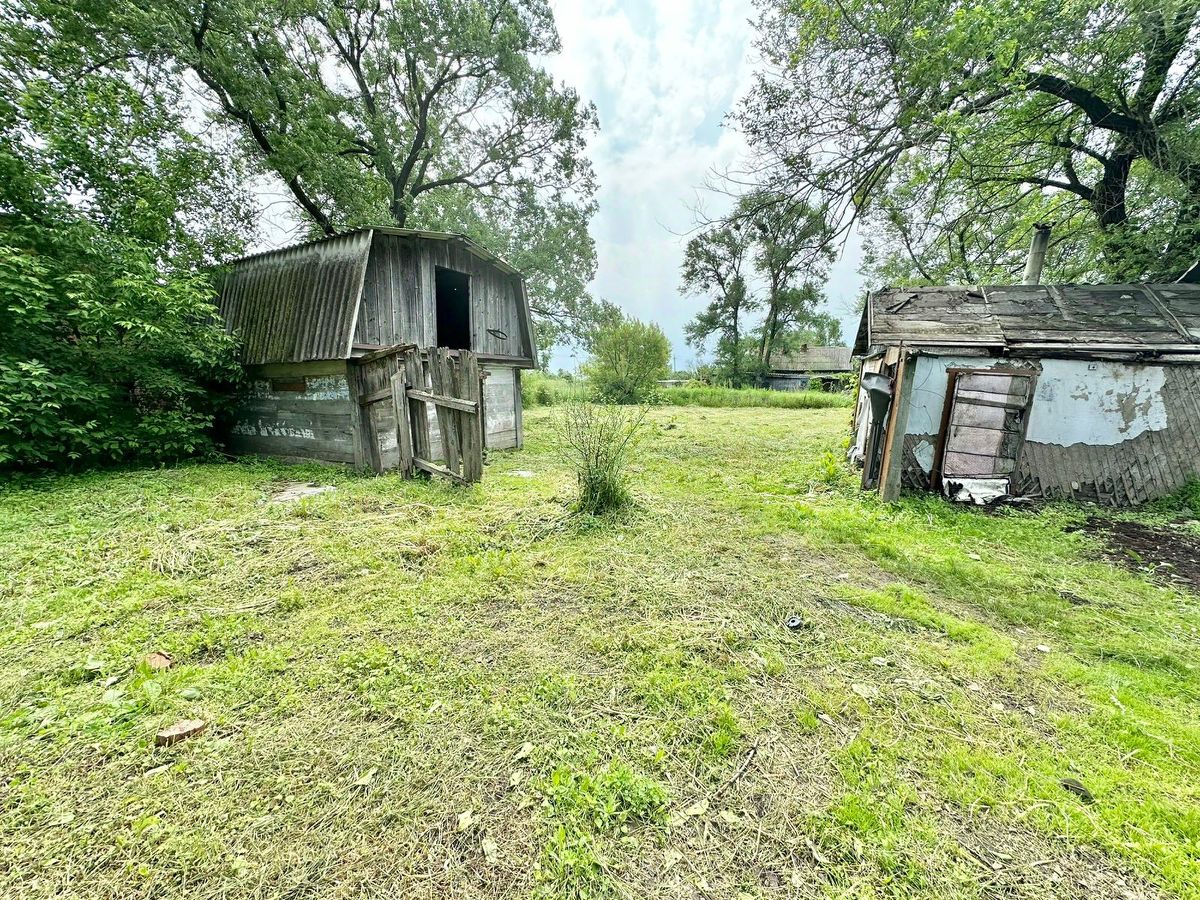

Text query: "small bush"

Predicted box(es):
[554, 402, 645, 515]
[522, 371, 586, 407]
[583, 317, 669, 404]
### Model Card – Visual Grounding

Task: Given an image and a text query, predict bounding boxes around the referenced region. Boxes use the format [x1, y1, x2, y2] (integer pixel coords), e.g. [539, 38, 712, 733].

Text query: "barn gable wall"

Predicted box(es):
[354, 233, 532, 361]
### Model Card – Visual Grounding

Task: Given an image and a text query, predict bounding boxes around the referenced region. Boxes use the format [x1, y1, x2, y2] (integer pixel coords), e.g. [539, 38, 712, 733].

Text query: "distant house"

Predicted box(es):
[765, 346, 853, 391]
[852, 283, 1200, 505]
[216, 227, 537, 471]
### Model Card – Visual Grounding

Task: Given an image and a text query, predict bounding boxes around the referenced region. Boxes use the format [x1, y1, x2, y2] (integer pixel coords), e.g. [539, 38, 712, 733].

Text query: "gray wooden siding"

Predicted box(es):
[353, 233, 532, 360]
[483, 366, 519, 450]
[227, 362, 356, 464]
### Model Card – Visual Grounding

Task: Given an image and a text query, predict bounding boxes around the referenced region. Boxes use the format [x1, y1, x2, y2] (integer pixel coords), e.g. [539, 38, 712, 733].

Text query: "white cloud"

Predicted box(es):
[545, 0, 864, 370]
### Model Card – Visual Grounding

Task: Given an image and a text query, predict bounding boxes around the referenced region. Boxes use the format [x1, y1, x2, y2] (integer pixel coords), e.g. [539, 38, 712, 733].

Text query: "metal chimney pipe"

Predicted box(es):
[1022, 224, 1052, 285]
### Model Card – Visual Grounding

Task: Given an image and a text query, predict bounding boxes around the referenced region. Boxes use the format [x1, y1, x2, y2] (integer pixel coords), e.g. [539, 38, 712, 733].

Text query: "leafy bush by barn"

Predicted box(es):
[0, 28, 248, 470]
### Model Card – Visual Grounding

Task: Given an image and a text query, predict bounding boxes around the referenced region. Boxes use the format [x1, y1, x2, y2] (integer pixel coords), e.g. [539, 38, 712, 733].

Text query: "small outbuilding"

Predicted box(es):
[215, 227, 537, 476]
[852, 283, 1200, 505]
[765, 346, 853, 391]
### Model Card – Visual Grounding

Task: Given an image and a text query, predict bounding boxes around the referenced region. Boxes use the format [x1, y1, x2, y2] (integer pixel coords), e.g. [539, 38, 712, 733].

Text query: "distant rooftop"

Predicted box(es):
[855, 283, 1200, 355]
[769, 346, 853, 372]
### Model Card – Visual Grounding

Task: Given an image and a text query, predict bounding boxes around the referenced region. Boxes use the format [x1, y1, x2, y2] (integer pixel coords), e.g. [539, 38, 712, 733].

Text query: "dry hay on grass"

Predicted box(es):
[949, 814, 1163, 900]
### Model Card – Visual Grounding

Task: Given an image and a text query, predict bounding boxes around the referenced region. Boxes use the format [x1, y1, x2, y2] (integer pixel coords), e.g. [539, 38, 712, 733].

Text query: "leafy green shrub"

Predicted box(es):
[0, 232, 241, 469]
[553, 402, 645, 515]
[583, 316, 669, 404]
[0, 43, 247, 469]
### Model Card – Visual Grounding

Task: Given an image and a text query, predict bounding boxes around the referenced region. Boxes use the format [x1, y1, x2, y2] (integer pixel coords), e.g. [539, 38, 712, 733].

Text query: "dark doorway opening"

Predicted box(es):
[435, 267, 471, 350]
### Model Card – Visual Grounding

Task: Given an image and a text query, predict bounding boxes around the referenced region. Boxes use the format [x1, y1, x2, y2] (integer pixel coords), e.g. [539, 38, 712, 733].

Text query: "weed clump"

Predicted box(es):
[554, 402, 645, 515]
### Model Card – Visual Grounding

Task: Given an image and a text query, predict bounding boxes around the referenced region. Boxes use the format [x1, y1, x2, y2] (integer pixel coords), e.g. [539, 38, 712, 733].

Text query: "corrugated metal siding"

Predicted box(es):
[217, 231, 373, 365]
[1013, 366, 1200, 505]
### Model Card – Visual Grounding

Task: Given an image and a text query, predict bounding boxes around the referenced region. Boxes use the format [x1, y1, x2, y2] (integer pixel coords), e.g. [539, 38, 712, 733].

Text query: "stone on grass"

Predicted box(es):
[155, 719, 207, 747]
[144, 652, 173, 671]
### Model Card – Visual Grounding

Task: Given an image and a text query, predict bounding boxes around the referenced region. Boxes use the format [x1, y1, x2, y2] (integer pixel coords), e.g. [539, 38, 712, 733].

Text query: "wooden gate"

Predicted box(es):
[352, 345, 484, 483]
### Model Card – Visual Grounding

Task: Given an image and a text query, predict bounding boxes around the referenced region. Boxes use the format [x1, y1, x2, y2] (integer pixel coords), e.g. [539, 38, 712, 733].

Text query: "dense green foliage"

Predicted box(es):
[521, 372, 852, 410]
[738, 0, 1200, 284]
[0, 13, 247, 469]
[681, 195, 841, 384]
[659, 384, 851, 410]
[680, 225, 759, 385]
[583, 317, 670, 404]
[521, 370, 588, 407]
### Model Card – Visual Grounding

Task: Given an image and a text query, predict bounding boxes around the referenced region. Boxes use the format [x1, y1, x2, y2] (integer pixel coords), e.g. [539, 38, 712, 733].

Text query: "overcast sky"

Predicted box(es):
[544, 0, 865, 371]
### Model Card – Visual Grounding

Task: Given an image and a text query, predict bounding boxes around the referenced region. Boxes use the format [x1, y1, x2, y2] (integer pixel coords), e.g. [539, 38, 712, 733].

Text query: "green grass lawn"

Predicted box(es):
[2, 406, 1198, 899]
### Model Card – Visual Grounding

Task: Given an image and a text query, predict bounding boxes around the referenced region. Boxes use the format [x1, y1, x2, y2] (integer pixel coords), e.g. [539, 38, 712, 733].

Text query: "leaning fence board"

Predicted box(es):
[412, 456, 469, 484]
[429, 349, 461, 474]
[391, 371, 413, 475]
[405, 389, 477, 413]
[404, 350, 431, 464]
[461, 352, 483, 482]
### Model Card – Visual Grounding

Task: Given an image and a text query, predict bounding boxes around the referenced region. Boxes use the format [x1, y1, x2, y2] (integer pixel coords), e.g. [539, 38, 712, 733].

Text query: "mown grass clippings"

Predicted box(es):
[1, 407, 1198, 898]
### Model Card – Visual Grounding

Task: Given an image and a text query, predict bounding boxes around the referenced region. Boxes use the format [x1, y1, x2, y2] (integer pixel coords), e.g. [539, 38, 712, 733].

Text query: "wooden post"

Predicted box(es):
[513, 368, 524, 450]
[391, 370, 413, 477]
[879, 351, 916, 502]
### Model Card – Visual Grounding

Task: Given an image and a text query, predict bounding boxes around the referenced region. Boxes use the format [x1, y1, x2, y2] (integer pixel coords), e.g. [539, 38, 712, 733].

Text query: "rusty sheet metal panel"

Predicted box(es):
[856, 283, 1200, 354]
[217, 230, 372, 365]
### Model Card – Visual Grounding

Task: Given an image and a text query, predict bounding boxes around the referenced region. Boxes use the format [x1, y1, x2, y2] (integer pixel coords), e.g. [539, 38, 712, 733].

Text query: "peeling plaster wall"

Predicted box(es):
[1024, 360, 1167, 446]
[894, 351, 1200, 504]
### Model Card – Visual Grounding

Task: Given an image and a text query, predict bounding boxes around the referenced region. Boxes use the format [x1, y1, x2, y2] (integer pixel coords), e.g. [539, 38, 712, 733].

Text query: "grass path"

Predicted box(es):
[1, 407, 1197, 899]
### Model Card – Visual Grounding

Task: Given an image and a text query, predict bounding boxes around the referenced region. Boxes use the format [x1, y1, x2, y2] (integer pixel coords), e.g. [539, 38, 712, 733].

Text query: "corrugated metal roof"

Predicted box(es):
[215, 227, 525, 365]
[216, 230, 372, 365]
[854, 283, 1200, 356]
[769, 346, 853, 372]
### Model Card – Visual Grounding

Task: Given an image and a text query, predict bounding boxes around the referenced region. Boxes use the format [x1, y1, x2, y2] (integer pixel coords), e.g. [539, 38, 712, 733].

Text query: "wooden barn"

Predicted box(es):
[215, 227, 537, 480]
[764, 346, 853, 391]
[852, 283, 1200, 505]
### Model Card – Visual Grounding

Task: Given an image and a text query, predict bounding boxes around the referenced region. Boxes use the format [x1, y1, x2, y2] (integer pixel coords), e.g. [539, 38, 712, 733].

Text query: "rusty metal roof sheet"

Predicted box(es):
[215, 227, 524, 365]
[769, 346, 853, 372]
[854, 283, 1200, 356]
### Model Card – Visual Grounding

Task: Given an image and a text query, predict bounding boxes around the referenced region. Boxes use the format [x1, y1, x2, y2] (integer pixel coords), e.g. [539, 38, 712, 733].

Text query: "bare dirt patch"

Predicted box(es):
[1074, 518, 1200, 591]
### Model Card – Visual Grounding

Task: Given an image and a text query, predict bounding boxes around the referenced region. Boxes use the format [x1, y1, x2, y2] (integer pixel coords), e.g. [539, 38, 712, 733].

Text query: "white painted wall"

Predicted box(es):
[900, 354, 1172, 462]
[1025, 360, 1167, 446]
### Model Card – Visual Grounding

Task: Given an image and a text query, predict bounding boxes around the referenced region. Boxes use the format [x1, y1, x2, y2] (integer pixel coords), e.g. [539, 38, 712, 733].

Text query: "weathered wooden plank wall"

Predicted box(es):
[227, 362, 357, 464]
[354, 234, 531, 360]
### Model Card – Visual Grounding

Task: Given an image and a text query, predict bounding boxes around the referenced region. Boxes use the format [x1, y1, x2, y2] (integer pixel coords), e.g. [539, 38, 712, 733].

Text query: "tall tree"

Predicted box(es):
[736, 191, 832, 364]
[680, 225, 758, 385]
[34, 0, 601, 345]
[736, 0, 1200, 284]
